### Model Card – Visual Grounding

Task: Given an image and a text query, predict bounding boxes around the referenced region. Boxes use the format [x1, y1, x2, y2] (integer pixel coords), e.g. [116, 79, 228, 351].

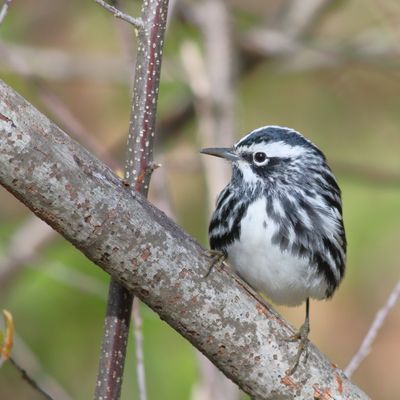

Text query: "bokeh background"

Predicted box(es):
[1, 0, 399, 399]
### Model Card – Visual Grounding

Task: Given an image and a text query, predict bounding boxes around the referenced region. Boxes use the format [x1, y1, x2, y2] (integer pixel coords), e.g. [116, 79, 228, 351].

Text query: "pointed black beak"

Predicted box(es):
[200, 147, 240, 162]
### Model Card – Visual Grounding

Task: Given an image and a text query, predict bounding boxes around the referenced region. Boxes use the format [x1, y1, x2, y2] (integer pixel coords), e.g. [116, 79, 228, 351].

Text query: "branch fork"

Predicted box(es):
[94, 0, 143, 30]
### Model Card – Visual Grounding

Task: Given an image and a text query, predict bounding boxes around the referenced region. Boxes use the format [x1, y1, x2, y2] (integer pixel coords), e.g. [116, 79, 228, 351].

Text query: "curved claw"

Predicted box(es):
[285, 318, 310, 375]
[202, 250, 226, 278]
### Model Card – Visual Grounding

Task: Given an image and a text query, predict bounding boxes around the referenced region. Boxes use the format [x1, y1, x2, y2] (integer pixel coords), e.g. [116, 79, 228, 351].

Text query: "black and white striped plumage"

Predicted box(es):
[202, 126, 346, 307]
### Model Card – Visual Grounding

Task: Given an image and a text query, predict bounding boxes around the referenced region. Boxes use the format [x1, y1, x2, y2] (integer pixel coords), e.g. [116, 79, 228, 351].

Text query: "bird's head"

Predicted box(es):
[201, 126, 326, 186]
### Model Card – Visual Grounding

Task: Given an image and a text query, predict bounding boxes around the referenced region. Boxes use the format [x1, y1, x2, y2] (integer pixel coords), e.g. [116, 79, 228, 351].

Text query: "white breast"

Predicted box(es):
[226, 197, 328, 306]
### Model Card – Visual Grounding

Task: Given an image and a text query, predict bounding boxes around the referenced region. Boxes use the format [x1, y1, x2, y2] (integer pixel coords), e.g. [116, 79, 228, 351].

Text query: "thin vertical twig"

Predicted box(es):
[132, 298, 147, 400]
[95, 280, 132, 400]
[344, 280, 400, 378]
[94, 1, 169, 399]
[126, 2, 169, 399]
[125, 0, 169, 194]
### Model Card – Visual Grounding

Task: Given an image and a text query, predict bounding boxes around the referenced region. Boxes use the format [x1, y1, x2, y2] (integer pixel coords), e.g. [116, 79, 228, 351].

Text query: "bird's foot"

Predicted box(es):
[284, 319, 310, 375]
[202, 249, 226, 278]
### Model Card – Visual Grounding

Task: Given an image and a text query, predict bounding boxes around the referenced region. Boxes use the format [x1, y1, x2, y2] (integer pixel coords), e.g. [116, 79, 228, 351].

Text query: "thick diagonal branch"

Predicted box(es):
[0, 79, 368, 399]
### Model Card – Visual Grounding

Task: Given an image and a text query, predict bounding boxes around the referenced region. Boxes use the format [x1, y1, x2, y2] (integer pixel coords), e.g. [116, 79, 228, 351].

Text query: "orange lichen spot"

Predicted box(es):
[256, 303, 268, 317]
[281, 375, 300, 391]
[140, 247, 151, 261]
[313, 384, 333, 399]
[335, 373, 343, 394]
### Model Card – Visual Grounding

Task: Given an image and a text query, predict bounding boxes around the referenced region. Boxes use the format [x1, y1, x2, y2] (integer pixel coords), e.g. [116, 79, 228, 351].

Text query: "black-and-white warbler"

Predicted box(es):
[201, 125, 346, 373]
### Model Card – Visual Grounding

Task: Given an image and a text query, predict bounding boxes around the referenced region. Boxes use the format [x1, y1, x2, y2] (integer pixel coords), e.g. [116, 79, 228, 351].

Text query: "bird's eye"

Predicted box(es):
[253, 152, 268, 165]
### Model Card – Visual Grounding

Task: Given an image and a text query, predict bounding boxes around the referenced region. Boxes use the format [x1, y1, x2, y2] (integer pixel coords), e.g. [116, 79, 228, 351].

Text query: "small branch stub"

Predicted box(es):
[94, 0, 143, 30]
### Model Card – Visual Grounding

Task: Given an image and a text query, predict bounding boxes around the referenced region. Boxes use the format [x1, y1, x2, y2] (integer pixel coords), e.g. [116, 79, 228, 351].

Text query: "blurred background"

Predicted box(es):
[0, 0, 399, 399]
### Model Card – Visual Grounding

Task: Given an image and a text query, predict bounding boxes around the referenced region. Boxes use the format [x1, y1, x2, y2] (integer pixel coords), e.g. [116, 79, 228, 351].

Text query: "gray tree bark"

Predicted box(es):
[0, 79, 368, 400]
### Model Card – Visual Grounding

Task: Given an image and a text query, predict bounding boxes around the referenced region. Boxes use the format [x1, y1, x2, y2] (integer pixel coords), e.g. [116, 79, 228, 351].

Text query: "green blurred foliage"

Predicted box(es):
[0, 0, 399, 399]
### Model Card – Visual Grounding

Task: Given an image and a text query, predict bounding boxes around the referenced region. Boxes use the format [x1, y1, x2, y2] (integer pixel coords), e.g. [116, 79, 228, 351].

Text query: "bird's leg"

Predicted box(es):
[285, 298, 310, 375]
[202, 249, 226, 278]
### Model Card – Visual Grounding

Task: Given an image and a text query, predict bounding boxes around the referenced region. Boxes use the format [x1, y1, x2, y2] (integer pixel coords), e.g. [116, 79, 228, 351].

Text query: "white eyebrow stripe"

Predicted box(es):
[241, 141, 307, 158]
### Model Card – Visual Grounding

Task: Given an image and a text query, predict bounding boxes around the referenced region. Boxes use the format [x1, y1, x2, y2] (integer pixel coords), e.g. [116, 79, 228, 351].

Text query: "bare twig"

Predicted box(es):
[94, 279, 132, 400]
[93, 0, 143, 29]
[0, 0, 12, 26]
[12, 334, 73, 400]
[132, 298, 147, 400]
[0, 80, 369, 399]
[125, 0, 169, 194]
[345, 281, 400, 378]
[95, 0, 169, 399]
[9, 357, 55, 400]
[126, 1, 169, 398]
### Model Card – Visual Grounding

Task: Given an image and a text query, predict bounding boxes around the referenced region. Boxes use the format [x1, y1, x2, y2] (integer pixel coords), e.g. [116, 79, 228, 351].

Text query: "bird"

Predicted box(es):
[200, 125, 346, 374]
